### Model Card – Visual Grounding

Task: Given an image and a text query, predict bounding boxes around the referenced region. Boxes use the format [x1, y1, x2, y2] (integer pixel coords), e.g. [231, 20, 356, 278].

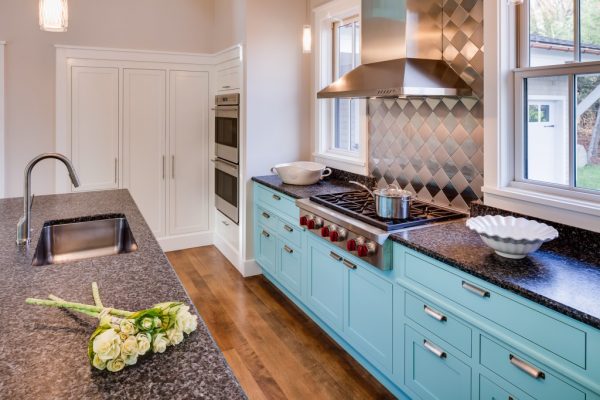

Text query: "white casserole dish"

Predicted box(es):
[271, 161, 332, 186]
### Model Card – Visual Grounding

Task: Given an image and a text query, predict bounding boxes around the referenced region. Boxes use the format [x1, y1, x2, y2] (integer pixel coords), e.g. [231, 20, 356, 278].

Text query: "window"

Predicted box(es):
[515, 0, 600, 194]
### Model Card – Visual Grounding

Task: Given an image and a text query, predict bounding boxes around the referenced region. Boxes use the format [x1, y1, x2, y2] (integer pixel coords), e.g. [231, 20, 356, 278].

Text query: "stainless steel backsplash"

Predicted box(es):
[369, 0, 484, 211]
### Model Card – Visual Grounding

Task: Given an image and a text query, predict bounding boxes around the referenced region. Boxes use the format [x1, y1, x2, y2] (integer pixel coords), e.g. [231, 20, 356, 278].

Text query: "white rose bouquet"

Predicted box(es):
[26, 282, 198, 373]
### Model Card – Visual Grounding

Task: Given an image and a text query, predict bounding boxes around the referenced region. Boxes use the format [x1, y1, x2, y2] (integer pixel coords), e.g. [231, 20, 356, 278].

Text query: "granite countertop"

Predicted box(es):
[390, 221, 600, 330]
[0, 190, 246, 399]
[251, 175, 366, 199]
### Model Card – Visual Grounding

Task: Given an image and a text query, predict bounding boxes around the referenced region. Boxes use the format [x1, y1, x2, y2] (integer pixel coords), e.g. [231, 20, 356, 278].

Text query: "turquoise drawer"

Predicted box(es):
[480, 335, 585, 400]
[276, 217, 303, 248]
[405, 291, 472, 357]
[403, 251, 586, 369]
[405, 325, 472, 400]
[256, 205, 278, 230]
[255, 184, 298, 220]
[479, 375, 533, 400]
[278, 240, 302, 298]
[256, 224, 277, 275]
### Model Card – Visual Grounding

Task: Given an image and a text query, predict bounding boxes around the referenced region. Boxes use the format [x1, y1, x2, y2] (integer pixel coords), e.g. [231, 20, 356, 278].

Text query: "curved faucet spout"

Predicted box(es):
[17, 153, 81, 245]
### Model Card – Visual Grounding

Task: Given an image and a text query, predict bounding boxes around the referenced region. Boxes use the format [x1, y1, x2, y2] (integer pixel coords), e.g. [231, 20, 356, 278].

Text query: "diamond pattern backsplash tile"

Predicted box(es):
[368, 0, 484, 212]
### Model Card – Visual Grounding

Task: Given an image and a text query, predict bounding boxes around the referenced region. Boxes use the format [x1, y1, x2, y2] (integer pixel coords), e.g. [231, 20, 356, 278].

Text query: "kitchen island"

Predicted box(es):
[0, 189, 246, 399]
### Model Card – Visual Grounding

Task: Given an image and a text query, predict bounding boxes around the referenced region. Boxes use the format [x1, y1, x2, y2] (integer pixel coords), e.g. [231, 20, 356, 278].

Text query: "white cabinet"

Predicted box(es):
[71, 66, 120, 191]
[215, 65, 241, 92]
[168, 70, 210, 235]
[123, 69, 167, 238]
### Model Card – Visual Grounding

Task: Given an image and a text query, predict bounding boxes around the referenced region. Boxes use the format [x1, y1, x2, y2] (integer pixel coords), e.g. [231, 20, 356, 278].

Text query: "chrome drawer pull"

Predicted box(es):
[423, 340, 447, 359]
[262, 212, 271, 219]
[283, 245, 294, 254]
[272, 194, 281, 201]
[462, 281, 490, 298]
[262, 230, 271, 238]
[283, 225, 294, 233]
[342, 259, 357, 270]
[509, 355, 545, 380]
[329, 251, 342, 262]
[424, 305, 447, 322]
[222, 220, 230, 226]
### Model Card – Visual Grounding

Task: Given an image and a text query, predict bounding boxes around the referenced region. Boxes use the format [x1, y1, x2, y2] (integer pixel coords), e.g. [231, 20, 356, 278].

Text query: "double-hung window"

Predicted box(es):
[514, 0, 600, 195]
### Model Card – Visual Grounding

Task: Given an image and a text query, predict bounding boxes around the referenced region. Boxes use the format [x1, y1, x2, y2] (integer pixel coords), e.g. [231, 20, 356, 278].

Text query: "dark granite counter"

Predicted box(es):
[390, 220, 600, 330]
[0, 190, 246, 399]
[251, 175, 369, 199]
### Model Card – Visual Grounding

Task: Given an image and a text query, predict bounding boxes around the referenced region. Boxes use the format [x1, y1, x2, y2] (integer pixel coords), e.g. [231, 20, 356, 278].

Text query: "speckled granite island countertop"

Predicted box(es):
[0, 190, 246, 399]
[390, 220, 600, 330]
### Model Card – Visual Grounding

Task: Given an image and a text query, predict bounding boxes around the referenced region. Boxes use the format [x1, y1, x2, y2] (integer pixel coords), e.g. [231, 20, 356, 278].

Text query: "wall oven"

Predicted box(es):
[215, 93, 239, 164]
[214, 158, 239, 224]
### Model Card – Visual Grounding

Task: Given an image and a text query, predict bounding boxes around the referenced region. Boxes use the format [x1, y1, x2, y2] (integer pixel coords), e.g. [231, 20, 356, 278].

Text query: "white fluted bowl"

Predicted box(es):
[466, 215, 558, 259]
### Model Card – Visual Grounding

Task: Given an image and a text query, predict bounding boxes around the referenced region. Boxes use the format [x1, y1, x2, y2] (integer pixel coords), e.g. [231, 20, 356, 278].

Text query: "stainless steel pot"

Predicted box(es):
[350, 181, 413, 220]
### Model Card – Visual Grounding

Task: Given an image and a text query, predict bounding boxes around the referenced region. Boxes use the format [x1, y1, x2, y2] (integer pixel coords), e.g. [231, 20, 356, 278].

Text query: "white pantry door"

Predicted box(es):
[123, 69, 167, 238]
[71, 66, 120, 191]
[168, 70, 210, 236]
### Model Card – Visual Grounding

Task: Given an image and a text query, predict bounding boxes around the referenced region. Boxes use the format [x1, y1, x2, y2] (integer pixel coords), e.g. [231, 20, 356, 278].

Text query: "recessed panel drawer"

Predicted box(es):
[403, 251, 586, 368]
[256, 205, 278, 230]
[405, 291, 472, 357]
[278, 241, 302, 297]
[480, 335, 585, 400]
[255, 184, 298, 220]
[276, 218, 303, 248]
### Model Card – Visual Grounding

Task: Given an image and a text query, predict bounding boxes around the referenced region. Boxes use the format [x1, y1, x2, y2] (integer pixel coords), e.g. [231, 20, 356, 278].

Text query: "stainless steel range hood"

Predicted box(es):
[317, 0, 472, 99]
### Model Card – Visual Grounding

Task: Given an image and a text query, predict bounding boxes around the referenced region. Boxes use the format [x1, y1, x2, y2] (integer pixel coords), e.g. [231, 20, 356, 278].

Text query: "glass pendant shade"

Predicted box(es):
[507, 0, 524, 5]
[303, 25, 312, 54]
[39, 0, 68, 32]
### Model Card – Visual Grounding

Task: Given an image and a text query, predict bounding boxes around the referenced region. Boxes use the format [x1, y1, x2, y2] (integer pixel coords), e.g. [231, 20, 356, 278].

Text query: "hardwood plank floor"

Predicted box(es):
[167, 245, 396, 400]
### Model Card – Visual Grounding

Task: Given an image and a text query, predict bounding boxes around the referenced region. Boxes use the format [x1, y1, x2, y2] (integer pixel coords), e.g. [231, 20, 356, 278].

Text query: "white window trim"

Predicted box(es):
[0, 41, 5, 198]
[483, 1, 600, 233]
[312, 0, 368, 176]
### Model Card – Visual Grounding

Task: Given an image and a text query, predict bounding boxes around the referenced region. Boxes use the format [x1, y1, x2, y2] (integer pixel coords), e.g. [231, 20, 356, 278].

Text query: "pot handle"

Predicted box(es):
[270, 167, 279, 176]
[321, 168, 332, 178]
[349, 181, 374, 197]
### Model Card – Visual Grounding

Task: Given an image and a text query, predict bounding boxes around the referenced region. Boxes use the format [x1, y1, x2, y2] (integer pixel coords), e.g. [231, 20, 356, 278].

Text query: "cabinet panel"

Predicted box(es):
[306, 237, 345, 331]
[256, 224, 277, 275]
[346, 265, 394, 373]
[479, 375, 531, 400]
[216, 65, 241, 92]
[168, 70, 210, 235]
[278, 241, 302, 297]
[405, 325, 472, 400]
[123, 69, 166, 238]
[71, 66, 120, 191]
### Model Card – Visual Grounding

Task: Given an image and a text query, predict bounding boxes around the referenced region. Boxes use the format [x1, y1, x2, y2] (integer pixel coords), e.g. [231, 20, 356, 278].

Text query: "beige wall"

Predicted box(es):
[213, 0, 246, 51]
[0, 0, 215, 197]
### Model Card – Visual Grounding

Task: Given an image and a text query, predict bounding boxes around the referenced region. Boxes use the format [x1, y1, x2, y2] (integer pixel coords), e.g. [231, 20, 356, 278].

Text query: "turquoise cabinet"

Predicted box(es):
[479, 375, 529, 400]
[255, 224, 277, 275]
[277, 240, 302, 297]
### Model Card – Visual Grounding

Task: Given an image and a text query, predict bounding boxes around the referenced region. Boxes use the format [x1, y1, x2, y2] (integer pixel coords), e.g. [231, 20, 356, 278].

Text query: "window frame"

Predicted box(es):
[312, 0, 368, 175]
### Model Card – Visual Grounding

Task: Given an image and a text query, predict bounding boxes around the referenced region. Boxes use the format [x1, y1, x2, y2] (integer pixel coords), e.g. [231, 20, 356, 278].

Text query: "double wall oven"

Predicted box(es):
[214, 93, 240, 224]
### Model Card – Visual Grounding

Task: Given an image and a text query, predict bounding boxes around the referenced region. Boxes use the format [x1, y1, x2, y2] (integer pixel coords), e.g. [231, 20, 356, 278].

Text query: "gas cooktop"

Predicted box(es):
[310, 191, 466, 231]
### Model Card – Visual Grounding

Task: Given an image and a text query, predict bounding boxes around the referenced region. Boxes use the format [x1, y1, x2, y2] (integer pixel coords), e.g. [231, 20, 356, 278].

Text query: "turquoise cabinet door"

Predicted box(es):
[256, 224, 277, 275]
[278, 241, 302, 298]
[345, 264, 394, 374]
[306, 237, 345, 331]
[405, 325, 472, 400]
[480, 375, 529, 400]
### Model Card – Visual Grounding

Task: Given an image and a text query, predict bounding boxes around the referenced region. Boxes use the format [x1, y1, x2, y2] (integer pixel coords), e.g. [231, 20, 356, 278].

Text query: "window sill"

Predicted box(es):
[482, 185, 600, 232]
[313, 152, 369, 176]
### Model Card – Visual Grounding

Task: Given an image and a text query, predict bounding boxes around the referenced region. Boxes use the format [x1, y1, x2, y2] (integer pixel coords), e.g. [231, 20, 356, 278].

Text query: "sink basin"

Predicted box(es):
[32, 214, 138, 266]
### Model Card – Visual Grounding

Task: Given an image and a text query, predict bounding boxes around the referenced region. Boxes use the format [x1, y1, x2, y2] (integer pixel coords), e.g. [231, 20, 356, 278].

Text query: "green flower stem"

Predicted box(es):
[25, 298, 133, 317]
[91, 282, 103, 308]
[48, 294, 99, 318]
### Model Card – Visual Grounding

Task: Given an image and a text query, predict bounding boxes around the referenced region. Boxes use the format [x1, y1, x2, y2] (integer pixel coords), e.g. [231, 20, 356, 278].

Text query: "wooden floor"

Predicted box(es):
[167, 246, 395, 400]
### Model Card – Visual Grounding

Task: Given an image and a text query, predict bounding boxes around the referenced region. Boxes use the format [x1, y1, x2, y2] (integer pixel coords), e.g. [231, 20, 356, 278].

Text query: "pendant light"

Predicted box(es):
[507, 0, 524, 5]
[39, 0, 69, 32]
[302, 1, 312, 54]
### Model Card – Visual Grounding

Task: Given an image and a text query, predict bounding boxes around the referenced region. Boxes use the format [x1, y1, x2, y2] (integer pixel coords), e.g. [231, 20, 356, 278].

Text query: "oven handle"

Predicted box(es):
[211, 158, 239, 169]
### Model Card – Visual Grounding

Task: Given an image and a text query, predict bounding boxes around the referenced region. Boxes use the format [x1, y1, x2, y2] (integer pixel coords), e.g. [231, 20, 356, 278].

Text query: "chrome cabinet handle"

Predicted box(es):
[114, 158, 118, 183]
[342, 259, 357, 270]
[222, 220, 230, 226]
[171, 155, 175, 179]
[424, 305, 447, 322]
[162, 156, 166, 179]
[262, 212, 270, 219]
[423, 340, 446, 359]
[283, 245, 293, 254]
[272, 194, 281, 201]
[329, 251, 342, 262]
[462, 281, 490, 298]
[283, 225, 294, 233]
[222, 85, 231, 89]
[261, 230, 270, 238]
[509, 355, 545, 380]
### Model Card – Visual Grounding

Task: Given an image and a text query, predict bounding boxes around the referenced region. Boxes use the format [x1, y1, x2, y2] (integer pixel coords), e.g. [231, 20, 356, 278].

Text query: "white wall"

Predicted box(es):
[213, 0, 246, 51]
[0, 0, 215, 198]
[0, 41, 5, 198]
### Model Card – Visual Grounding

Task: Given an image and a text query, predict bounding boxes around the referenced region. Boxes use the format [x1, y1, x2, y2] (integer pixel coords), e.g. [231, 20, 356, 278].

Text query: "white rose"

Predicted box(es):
[93, 329, 121, 361]
[153, 317, 162, 329]
[119, 319, 137, 336]
[139, 317, 153, 331]
[122, 353, 138, 366]
[121, 336, 139, 357]
[136, 333, 151, 356]
[184, 314, 198, 334]
[92, 354, 107, 370]
[152, 333, 169, 353]
[175, 308, 197, 334]
[106, 357, 125, 372]
[166, 328, 184, 345]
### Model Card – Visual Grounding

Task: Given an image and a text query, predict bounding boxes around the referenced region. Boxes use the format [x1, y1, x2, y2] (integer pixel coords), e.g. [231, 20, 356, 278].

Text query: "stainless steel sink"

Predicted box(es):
[32, 214, 138, 266]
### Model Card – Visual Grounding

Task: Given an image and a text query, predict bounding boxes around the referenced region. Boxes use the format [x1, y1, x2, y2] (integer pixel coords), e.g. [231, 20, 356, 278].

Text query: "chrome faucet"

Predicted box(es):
[16, 153, 81, 245]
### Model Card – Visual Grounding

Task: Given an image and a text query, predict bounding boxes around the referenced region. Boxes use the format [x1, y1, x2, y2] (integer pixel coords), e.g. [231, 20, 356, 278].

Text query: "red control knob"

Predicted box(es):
[320, 226, 330, 237]
[299, 216, 308, 226]
[307, 219, 316, 229]
[346, 239, 357, 251]
[357, 245, 369, 257]
[329, 230, 339, 242]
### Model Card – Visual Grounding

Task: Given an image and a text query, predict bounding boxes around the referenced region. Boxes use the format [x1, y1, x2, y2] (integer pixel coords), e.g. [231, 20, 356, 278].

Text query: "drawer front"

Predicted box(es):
[404, 252, 586, 368]
[256, 205, 278, 230]
[480, 336, 585, 400]
[215, 210, 239, 249]
[256, 224, 277, 275]
[277, 218, 303, 248]
[278, 241, 302, 297]
[479, 375, 530, 400]
[255, 184, 298, 220]
[405, 325, 472, 400]
[405, 291, 472, 357]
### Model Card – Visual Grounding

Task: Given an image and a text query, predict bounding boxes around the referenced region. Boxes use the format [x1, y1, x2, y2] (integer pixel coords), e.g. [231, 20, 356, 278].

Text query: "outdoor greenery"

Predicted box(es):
[577, 164, 600, 190]
[530, 0, 600, 45]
